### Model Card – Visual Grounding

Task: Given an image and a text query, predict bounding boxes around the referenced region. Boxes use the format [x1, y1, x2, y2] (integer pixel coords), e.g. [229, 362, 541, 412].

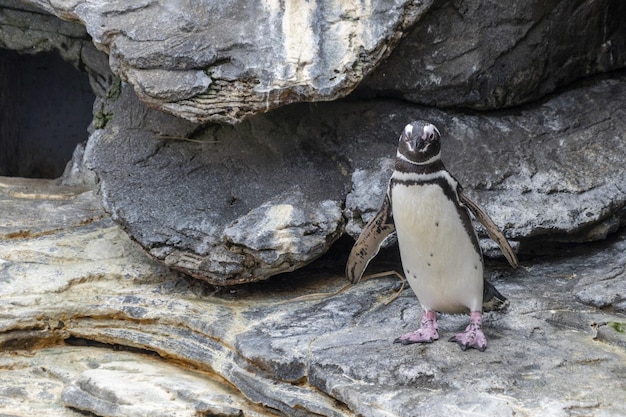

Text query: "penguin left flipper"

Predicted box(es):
[458, 189, 519, 269]
[346, 194, 395, 284]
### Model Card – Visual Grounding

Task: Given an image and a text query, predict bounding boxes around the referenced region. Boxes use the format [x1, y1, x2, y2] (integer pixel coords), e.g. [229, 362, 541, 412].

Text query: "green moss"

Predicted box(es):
[92, 76, 121, 129]
[106, 75, 122, 100]
[94, 106, 113, 129]
[608, 322, 626, 333]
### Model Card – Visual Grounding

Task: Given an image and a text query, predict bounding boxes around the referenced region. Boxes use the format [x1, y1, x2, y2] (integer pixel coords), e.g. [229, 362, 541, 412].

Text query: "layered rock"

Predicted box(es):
[22, 0, 434, 124]
[12, 0, 625, 121]
[1, 176, 626, 416]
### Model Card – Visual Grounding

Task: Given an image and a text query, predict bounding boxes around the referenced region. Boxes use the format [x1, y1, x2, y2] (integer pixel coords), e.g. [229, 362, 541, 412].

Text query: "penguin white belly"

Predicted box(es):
[392, 183, 483, 313]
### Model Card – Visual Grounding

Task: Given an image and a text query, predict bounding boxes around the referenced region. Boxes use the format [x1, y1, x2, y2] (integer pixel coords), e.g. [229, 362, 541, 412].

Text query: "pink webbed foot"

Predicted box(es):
[449, 311, 487, 351]
[394, 311, 439, 345]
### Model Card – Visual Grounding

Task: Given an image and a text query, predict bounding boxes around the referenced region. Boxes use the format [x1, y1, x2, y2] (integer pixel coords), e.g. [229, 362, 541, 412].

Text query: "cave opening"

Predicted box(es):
[0, 48, 95, 179]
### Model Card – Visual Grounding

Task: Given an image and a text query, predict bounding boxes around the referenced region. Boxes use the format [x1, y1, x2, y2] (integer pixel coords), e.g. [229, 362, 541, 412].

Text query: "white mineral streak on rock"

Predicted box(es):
[282, 0, 316, 84]
[264, 204, 298, 251]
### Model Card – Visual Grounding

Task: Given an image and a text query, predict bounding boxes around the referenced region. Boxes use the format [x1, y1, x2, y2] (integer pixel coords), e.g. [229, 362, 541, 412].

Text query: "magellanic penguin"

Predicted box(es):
[346, 121, 518, 351]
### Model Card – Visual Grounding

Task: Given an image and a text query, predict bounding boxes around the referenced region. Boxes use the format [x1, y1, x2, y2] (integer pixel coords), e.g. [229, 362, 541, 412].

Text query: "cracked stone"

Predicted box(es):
[1, 179, 626, 416]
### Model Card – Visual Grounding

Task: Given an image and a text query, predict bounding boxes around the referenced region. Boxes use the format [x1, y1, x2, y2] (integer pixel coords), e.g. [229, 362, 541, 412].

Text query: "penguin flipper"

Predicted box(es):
[346, 194, 396, 284]
[458, 189, 519, 269]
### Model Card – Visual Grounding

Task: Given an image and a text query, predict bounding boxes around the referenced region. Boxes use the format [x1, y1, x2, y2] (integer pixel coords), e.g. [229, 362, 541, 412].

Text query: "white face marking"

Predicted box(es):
[400, 123, 416, 151]
[423, 124, 440, 139]
[403, 123, 414, 138]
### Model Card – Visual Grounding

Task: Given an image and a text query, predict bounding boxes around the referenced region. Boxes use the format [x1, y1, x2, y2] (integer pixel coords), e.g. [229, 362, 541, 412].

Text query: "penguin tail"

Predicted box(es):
[482, 280, 509, 312]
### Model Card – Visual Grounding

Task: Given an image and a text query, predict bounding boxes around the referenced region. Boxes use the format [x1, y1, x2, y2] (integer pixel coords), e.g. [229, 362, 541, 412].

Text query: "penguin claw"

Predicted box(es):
[448, 335, 486, 352]
[448, 311, 487, 352]
[394, 311, 439, 345]
[394, 330, 439, 345]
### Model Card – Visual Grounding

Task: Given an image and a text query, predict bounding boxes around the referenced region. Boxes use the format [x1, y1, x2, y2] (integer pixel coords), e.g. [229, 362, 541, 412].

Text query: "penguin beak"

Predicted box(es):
[417, 132, 432, 150]
[416, 137, 427, 150]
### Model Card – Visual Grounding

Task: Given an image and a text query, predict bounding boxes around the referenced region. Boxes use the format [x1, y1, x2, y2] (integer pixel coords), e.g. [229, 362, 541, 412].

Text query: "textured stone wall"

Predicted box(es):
[358, 0, 626, 109]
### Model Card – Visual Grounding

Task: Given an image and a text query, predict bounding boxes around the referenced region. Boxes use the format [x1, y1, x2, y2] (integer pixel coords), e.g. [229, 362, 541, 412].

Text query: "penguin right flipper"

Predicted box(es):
[346, 194, 396, 284]
[458, 189, 519, 269]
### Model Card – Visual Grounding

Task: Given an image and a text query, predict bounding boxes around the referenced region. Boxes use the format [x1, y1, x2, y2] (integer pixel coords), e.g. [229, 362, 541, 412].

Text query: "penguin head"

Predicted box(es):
[397, 121, 441, 165]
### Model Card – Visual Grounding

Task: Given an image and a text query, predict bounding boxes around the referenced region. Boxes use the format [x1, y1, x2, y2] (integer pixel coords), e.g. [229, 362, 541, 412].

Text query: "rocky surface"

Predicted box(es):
[3, 2, 626, 415]
[1, 347, 273, 417]
[2, 176, 626, 417]
[83, 72, 626, 284]
[21, 0, 433, 124]
[358, 0, 626, 109]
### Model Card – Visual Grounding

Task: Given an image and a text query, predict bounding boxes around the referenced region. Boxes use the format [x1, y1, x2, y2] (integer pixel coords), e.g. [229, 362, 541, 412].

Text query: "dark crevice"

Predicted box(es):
[63, 336, 163, 358]
[0, 49, 95, 179]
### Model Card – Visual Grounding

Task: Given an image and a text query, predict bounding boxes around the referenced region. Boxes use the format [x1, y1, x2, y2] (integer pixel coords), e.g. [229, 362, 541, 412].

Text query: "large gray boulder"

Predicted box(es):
[359, 0, 626, 109]
[84, 83, 352, 285]
[22, 0, 434, 124]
